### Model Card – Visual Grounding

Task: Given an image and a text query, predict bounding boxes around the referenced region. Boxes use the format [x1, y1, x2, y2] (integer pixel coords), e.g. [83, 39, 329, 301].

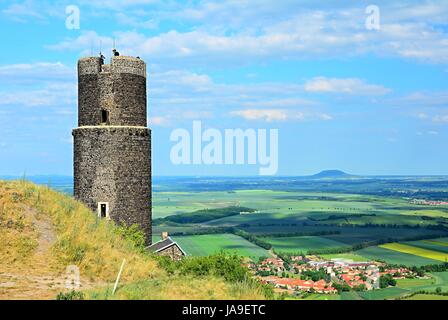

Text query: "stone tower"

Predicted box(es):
[73, 54, 152, 245]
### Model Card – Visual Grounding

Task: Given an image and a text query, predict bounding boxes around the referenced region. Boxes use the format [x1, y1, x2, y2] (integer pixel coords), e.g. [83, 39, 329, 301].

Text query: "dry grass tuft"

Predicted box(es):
[0, 180, 267, 300]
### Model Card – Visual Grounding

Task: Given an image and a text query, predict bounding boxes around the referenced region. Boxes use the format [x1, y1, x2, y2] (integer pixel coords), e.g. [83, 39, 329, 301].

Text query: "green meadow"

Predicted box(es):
[263, 236, 350, 254]
[172, 233, 271, 259]
[355, 246, 439, 266]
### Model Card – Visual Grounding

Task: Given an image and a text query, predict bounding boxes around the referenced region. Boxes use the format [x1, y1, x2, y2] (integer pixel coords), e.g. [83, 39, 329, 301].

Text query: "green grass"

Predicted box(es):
[396, 272, 448, 292]
[293, 293, 341, 300]
[340, 287, 411, 300]
[357, 287, 410, 300]
[320, 253, 369, 262]
[340, 291, 363, 300]
[172, 234, 271, 259]
[264, 236, 349, 254]
[419, 272, 448, 292]
[403, 294, 448, 300]
[396, 277, 435, 289]
[356, 246, 439, 266]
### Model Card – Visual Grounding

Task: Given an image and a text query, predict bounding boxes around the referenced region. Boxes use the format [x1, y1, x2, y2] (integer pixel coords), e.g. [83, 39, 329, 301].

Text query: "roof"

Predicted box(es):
[146, 237, 187, 255]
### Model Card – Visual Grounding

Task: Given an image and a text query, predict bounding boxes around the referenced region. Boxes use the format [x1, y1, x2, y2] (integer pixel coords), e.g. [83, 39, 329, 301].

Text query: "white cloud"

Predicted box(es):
[148, 116, 169, 126]
[230, 109, 289, 122]
[304, 77, 391, 95]
[46, 1, 448, 65]
[230, 109, 331, 122]
[0, 62, 76, 107]
[0, 82, 76, 107]
[433, 115, 448, 123]
[0, 62, 75, 84]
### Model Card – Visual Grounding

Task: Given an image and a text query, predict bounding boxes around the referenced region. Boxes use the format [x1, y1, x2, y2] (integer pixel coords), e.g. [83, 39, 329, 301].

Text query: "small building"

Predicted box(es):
[147, 232, 186, 261]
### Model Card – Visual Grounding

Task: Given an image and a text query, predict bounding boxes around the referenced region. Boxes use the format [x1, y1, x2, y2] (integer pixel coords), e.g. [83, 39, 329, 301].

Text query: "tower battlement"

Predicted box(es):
[73, 53, 152, 245]
[77, 55, 147, 127]
[78, 56, 146, 78]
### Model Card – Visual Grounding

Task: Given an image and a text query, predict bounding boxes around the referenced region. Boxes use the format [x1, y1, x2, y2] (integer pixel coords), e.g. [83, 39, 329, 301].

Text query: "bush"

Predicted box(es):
[56, 290, 85, 300]
[114, 223, 146, 252]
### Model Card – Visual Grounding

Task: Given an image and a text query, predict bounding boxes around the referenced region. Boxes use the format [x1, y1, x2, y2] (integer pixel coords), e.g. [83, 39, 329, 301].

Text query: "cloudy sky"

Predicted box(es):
[0, 0, 447, 176]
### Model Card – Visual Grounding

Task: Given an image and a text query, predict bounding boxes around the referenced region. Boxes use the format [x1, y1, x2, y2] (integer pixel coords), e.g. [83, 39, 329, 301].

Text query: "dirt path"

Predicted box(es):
[0, 206, 98, 300]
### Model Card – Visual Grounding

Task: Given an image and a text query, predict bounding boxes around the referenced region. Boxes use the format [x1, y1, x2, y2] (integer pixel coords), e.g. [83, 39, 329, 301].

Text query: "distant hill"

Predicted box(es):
[309, 170, 354, 179]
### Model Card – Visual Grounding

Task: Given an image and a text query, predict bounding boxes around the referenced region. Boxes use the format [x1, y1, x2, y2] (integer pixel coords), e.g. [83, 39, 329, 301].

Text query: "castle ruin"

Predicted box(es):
[73, 54, 152, 245]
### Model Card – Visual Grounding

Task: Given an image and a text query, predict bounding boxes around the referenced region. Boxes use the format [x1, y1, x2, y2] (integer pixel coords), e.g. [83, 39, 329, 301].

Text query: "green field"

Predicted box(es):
[171, 233, 271, 259]
[356, 246, 439, 266]
[403, 294, 448, 300]
[320, 253, 369, 262]
[380, 243, 448, 262]
[358, 287, 410, 300]
[264, 236, 349, 254]
[292, 293, 341, 300]
[396, 277, 435, 289]
[152, 188, 448, 270]
[154, 189, 448, 225]
[404, 238, 448, 254]
[395, 272, 448, 293]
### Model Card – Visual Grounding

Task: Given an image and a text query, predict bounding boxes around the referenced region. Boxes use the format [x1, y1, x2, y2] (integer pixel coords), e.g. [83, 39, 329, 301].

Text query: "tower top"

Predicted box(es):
[78, 55, 146, 78]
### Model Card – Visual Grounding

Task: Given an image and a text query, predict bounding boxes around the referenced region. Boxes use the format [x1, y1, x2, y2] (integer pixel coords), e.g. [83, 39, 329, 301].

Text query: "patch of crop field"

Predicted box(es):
[396, 277, 436, 289]
[404, 239, 448, 254]
[356, 246, 439, 266]
[264, 236, 349, 254]
[239, 225, 447, 244]
[313, 214, 440, 226]
[395, 272, 448, 293]
[403, 294, 448, 300]
[152, 224, 209, 236]
[380, 243, 448, 262]
[340, 291, 363, 300]
[294, 293, 341, 300]
[415, 272, 448, 292]
[153, 191, 240, 218]
[172, 233, 271, 259]
[153, 190, 440, 219]
[204, 212, 309, 227]
[358, 287, 410, 300]
[401, 209, 448, 218]
[320, 253, 369, 262]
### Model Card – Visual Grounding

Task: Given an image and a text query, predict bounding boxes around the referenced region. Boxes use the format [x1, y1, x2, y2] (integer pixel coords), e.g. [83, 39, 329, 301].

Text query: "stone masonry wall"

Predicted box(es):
[73, 126, 152, 244]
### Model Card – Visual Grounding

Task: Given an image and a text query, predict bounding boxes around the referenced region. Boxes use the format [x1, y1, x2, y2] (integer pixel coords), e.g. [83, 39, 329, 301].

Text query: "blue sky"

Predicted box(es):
[0, 0, 447, 176]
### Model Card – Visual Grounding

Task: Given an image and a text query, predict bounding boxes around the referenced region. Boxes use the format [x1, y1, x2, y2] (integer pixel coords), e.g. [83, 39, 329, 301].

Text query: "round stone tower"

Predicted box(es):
[73, 55, 152, 245]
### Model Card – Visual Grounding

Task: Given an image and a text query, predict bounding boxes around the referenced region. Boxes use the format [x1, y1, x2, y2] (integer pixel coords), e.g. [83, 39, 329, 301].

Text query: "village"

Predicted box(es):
[245, 255, 418, 296]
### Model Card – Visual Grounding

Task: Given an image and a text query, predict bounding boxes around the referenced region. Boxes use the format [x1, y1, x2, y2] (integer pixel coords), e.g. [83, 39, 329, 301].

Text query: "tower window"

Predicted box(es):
[97, 202, 110, 219]
[101, 109, 109, 125]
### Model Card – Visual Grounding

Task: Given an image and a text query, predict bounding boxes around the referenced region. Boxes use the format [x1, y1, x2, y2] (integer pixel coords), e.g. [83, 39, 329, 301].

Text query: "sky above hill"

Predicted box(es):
[0, 0, 447, 176]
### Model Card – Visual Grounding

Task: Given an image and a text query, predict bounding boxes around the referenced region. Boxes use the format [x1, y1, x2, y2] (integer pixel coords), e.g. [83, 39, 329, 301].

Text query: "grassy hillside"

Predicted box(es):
[0, 180, 267, 300]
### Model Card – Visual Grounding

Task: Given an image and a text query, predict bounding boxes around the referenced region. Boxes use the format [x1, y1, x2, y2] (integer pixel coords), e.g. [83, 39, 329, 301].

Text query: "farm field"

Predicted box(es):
[389, 272, 448, 294]
[396, 277, 435, 289]
[355, 246, 439, 266]
[404, 238, 448, 254]
[403, 294, 448, 300]
[171, 233, 271, 259]
[380, 243, 448, 262]
[357, 287, 410, 300]
[320, 253, 369, 262]
[153, 189, 448, 224]
[293, 293, 341, 300]
[263, 236, 350, 254]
